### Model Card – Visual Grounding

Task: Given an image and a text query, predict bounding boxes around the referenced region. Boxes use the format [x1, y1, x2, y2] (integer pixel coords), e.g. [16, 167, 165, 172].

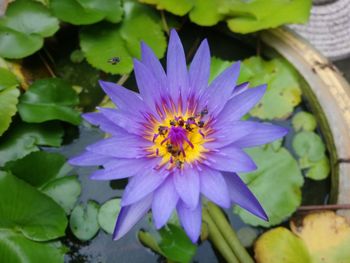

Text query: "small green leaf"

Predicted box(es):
[189, 0, 223, 26]
[18, 78, 81, 125]
[0, 171, 67, 241]
[49, 0, 123, 25]
[305, 156, 330, 181]
[98, 198, 121, 234]
[80, 1, 166, 74]
[159, 224, 197, 263]
[292, 131, 325, 162]
[70, 200, 100, 241]
[292, 111, 317, 132]
[225, 0, 312, 34]
[5, 151, 66, 187]
[0, 230, 65, 263]
[240, 57, 302, 120]
[0, 122, 63, 166]
[0, 86, 20, 136]
[234, 146, 304, 227]
[42, 176, 81, 214]
[0, 0, 59, 58]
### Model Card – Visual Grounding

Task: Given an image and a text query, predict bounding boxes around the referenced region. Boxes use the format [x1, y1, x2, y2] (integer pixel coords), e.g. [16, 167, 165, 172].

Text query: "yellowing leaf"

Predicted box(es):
[291, 211, 350, 263]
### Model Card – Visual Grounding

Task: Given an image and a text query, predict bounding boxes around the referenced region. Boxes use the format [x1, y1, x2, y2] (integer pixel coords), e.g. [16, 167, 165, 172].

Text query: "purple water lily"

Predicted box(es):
[70, 29, 288, 243]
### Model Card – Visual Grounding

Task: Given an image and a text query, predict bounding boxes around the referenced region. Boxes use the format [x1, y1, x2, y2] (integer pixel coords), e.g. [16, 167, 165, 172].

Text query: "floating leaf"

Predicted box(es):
[240, 57, 302, 120]
[0, 67, 18, 91]
[305, 156, 330, 181]
[224, 0, 312, 34]
[255, 211, 350, 263]
[234, 146, 303, 227]
[0, 122, 63, 166]
[0, 0, 59, 58]
[254, 227, 312, 263]
[98, 198, 121, 234]
[291, 211, 350, 262]
[140, 0, 194, 16]
[0, 86, 20, 136]
[5, 151, 66, 187]
[0, 171, 67, 241]
[0, 230, 65, 263]
[292, 111, 317, 132]
[142, 0, 311, 33]
[42, 176, 81, 214]
[292, 131, 325, 162]
[80, 1, 166, 74]
[18, 78, 81, 125]
[49, 0, 123, 25]
[159, 224, 197, 263]
[70, 200, 100, 241]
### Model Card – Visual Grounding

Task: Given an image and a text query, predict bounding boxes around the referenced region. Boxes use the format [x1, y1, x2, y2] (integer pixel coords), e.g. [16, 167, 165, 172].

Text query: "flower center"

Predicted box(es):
[146, 108, 210, 170]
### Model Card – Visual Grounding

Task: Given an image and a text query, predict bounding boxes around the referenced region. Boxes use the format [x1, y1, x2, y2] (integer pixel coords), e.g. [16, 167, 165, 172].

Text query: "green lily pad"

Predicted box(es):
[255, 227, 312, 263]
[18, 78, 81, 125]
[0, 0, 59, 58]
[49, 0, 123, 25]
[0, 171, 67, 241]
[224, 0, 311, 34]
[5, 151, 66, 188]
[0, 67, 18, 91]
[159, 224, 197, 263]
[98, 198, 121, 234]
[142, 0, 311, 33]
[292, 131, 325, 162]
[42, 176, 81, 214]
[240, 57, 302, 120]
[305, 156, 330, 181]
[234, 146, 304, 227]
[292, 111, 317, 132]
[0, 230, 65, 263]
[0, 86, 20, 136]
[140, 0, 194, 16]
[0, 122, 63, 166]
[80, 1, 166, 74]
[70, 200, 100, 241]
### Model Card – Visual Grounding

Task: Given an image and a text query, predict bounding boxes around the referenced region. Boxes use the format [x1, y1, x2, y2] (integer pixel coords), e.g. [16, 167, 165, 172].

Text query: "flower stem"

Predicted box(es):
[206, 202, 255, 263]
[202, 209, 240, 263]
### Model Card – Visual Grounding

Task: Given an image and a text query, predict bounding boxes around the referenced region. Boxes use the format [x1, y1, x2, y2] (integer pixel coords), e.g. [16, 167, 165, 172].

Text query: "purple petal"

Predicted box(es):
[113, 194, 153, 240]
[133, 59, 161, 114]
[207, 146, 257, 173]
[98, 80, 146, 113]
[216, 84, 267, 124]
[222, 172, 268, 221]
[232, 82, 249, 97]
[167, 29, 189, 105]
[199, 62, 240, 116]
[90, 158, 156, 180]
[69, 151, 113, 166]
[200, 167, 230, 208]
[141, 42, 167, 94]
[152, 176, 179, 229]
[86, 136, 150, 158]
[177, 200, 202, 243]
[121, 169, 168, 206]
[97, 107, 142, 135]
[234, 123, 288, 148]
[173, 168, 200, 209]
[205, 121, 257, 149]
[189, 39, 210, 96]
[83, 112, 126, 136]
